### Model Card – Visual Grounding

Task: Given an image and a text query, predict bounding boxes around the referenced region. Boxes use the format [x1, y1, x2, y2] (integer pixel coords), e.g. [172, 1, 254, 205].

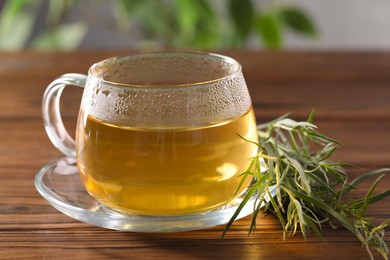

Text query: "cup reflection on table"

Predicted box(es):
[44, 52, 258, 216]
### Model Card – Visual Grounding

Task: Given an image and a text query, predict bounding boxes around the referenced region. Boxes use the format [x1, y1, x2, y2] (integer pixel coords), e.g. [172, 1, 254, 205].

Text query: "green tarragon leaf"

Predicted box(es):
[254, 11, 282, 49]
[279, 6, 317, 37]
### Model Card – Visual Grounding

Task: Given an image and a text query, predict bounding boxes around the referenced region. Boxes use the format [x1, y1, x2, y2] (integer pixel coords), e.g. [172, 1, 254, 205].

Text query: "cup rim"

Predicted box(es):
[88, 51, 242, 89]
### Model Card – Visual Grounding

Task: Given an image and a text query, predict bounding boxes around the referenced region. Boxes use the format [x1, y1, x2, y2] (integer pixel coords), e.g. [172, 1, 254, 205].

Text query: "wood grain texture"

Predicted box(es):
[0, 51, 389, 259]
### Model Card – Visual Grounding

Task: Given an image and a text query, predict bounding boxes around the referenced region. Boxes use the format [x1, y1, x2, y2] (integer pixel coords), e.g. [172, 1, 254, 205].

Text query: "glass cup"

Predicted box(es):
[43, 52, 258, 217]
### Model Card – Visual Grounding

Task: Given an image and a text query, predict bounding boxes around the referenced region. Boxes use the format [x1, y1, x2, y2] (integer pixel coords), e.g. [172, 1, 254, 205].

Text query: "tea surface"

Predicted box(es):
[76, 108, 258, 215]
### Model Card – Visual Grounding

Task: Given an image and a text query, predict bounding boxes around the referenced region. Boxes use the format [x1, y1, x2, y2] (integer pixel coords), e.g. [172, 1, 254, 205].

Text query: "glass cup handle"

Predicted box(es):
[42, 73, 87, 158]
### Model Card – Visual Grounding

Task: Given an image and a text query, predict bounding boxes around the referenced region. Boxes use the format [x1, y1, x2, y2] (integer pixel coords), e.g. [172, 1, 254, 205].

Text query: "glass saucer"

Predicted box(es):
[35, 157, 273, 232]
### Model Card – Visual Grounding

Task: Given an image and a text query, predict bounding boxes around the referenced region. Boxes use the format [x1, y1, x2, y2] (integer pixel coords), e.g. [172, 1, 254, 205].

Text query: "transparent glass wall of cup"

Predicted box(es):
[43, 52, 258, 216]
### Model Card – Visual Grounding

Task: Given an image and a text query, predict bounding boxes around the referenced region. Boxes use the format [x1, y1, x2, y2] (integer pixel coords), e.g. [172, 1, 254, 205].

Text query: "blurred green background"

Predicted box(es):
[0, 0, 317, 51]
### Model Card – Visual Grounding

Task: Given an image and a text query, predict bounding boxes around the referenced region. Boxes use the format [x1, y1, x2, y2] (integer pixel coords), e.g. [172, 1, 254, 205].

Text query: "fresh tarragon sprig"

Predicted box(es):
[222, 111, 390, 260]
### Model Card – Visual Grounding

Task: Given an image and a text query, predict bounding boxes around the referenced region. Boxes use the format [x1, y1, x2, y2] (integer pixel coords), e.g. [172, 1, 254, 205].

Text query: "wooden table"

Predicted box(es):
[0, 51, 389, 259]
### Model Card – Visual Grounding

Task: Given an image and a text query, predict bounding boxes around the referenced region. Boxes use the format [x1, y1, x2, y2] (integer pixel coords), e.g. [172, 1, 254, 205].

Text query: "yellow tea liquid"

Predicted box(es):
[76, 108, 258, 215]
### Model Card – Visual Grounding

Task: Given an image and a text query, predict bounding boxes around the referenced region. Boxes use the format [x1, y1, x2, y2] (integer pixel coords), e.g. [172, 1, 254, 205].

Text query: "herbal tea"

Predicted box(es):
[76, 108, 258, 215]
